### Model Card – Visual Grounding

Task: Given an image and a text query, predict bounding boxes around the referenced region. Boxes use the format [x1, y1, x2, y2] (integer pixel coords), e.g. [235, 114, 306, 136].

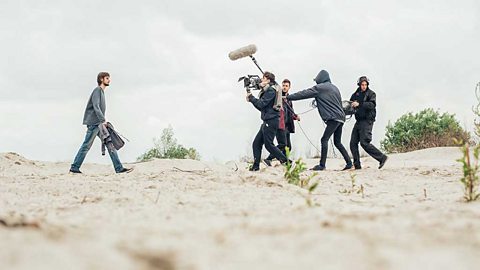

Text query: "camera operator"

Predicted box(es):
[264, 79, 299, 166]
[246, 71, 289, 171]
[286, 70, 352, 171]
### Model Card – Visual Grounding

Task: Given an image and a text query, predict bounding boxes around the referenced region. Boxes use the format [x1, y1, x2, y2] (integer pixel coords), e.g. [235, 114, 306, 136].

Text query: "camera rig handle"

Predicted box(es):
[249, 55, 278, 85]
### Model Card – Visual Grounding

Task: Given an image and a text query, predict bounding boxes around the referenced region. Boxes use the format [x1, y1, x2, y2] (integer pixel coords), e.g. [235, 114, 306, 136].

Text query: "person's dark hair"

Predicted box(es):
[282, 79, 291, 86]
[263, 71, 275, 83]
[97, 72, 110, 85]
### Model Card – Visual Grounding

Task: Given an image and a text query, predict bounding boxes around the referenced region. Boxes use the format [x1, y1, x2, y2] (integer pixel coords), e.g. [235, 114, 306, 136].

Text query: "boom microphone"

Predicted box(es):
[228, 44, 257, 61]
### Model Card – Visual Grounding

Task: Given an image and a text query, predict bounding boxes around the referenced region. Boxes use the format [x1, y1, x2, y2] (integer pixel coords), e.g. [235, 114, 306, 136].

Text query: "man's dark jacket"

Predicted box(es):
[249, 84, 279, 121]
[350, 87, 377, 122]
[287, 70, 345, 123]
[283, 94, 296, 133]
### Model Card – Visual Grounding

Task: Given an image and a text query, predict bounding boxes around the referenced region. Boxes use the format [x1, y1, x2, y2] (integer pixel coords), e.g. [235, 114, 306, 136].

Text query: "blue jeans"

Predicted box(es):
[71, 125, 124, 173]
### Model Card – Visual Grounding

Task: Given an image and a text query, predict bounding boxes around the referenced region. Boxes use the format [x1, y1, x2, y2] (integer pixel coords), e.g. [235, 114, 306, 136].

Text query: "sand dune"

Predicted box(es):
[1, 147, 479, 270]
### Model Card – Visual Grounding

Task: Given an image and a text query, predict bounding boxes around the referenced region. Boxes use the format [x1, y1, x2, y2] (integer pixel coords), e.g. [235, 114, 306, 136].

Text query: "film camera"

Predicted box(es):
[238, 75, 262, 93]
[342, 100, 356, 116]
[312, 99, 357, 116]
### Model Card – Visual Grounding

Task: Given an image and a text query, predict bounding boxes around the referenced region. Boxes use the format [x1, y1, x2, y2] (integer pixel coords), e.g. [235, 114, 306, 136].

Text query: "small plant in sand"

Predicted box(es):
[304, 182, 319, 207]
[284, 148, 317, 187]
[137, 126, 200, 162]
[457, 142, 480, 202]
[473, 82, 480, 137]
[283, 148, 319, 206]
[339, 173, 365, 198]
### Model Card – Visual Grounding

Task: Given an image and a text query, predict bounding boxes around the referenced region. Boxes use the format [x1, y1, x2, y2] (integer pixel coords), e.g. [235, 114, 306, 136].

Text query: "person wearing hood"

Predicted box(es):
[287, 70, 352, 171]
[246, 71, 289, 171]
[349, 76, 388, 169]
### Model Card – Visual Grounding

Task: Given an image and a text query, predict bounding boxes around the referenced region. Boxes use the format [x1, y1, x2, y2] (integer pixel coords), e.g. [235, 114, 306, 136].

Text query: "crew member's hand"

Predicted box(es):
[102, 121, 108, 127]
[246, 92, 252, 102]
[351, 101, 360, 108]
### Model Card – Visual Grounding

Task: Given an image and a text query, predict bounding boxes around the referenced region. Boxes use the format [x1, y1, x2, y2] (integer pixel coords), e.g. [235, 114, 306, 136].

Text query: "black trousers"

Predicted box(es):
[266, 129, 288, 160]
[286, 131, 292, 152]
[252, 118, 288, 167]
[350, 120, 386, 167]
[320, 120, 352, 167]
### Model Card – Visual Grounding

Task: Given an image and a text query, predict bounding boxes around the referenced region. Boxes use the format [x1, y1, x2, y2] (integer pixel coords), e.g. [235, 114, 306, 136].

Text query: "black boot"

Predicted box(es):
[263, 159, 272, 167]
[249, 164, 260, 171]
[311, 164, 326, 171]
[379, 156, 388, 169]
[342, 164, 353, 171]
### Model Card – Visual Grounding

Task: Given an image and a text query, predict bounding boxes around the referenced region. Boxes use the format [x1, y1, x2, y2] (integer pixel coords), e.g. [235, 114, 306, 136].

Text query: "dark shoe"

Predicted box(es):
[379, 156, 388, 169]
[117, 168, 134, 174]
[311, 164, 326, 171]
[249, 165, 260, 171]
[281, 159, 294, 165]
[342, 164, 353, 171]
[354, 164, 362, 170]
[263, 159, 272, 167]
[69, 168, 82, 174]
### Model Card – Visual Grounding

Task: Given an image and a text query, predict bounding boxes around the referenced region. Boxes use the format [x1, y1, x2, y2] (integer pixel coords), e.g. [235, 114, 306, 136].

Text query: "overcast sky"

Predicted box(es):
[1, 0, 479, 164]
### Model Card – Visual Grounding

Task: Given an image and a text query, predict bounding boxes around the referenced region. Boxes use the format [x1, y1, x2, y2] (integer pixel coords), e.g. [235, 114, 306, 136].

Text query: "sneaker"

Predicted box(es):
[342, 164, 353, 171]
[379, 156, 388, 169]
[281, 159, 294, 165]
[249, 165, 260, 172]
[311, 164, 326, 171]
[263, 159, 272, 167]
[69, 168, 82, 174]
[117, 168, 134, 174]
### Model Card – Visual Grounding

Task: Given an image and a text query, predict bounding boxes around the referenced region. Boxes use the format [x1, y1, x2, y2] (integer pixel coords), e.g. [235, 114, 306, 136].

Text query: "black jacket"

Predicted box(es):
[283, 94, 297, 133]
[249, 84, 280, 121]
[350, 88, 377, 122]
[287, 70, 345, 123]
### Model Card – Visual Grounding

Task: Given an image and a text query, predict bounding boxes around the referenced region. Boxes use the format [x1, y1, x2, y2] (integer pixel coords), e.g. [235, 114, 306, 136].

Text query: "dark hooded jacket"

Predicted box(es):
[350, 87, 377, 122]
[248, 84, 279, 121]
[287, 70, 345, 123]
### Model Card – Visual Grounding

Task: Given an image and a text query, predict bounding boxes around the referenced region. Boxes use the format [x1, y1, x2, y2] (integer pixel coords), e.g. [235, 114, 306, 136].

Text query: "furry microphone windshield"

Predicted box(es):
[228, 44, 257, 61]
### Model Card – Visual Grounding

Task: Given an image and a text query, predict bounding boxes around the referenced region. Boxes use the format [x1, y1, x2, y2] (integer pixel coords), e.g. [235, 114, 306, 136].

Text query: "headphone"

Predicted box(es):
[357, 76, 370, 86]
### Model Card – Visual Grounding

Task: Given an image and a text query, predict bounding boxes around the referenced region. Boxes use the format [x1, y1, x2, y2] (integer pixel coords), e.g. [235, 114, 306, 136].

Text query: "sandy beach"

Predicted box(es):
[1, 147, 479, 270]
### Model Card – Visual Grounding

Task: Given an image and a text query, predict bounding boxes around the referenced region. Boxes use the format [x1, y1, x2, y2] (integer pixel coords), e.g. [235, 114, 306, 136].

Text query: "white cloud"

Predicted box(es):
[0, 0, 479, 165]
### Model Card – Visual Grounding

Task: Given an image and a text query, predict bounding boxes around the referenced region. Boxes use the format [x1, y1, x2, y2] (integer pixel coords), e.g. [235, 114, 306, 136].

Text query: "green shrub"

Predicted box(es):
[137, 126, 200, 162]
[381, 108, 469, 153]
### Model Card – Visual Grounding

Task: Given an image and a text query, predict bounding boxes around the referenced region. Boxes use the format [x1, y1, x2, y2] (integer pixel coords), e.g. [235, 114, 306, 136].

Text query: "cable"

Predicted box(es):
[283, 98, 338, 158]
[296, 121, 321, 156]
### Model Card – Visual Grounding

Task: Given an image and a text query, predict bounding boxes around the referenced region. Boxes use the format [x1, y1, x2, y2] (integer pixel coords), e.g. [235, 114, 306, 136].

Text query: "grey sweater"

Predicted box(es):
[287, 70, 345, 123]
[82, 86, 106, 126]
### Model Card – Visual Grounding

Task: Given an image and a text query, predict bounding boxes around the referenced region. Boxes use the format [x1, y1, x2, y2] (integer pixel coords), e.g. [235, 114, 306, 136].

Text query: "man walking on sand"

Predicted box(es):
[247, 71, 289, 171]
[287, 70, 352, 171]
[70, 72, 132, 174]
[264, 79, 299, 166]
[349, 76, 388, 170]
